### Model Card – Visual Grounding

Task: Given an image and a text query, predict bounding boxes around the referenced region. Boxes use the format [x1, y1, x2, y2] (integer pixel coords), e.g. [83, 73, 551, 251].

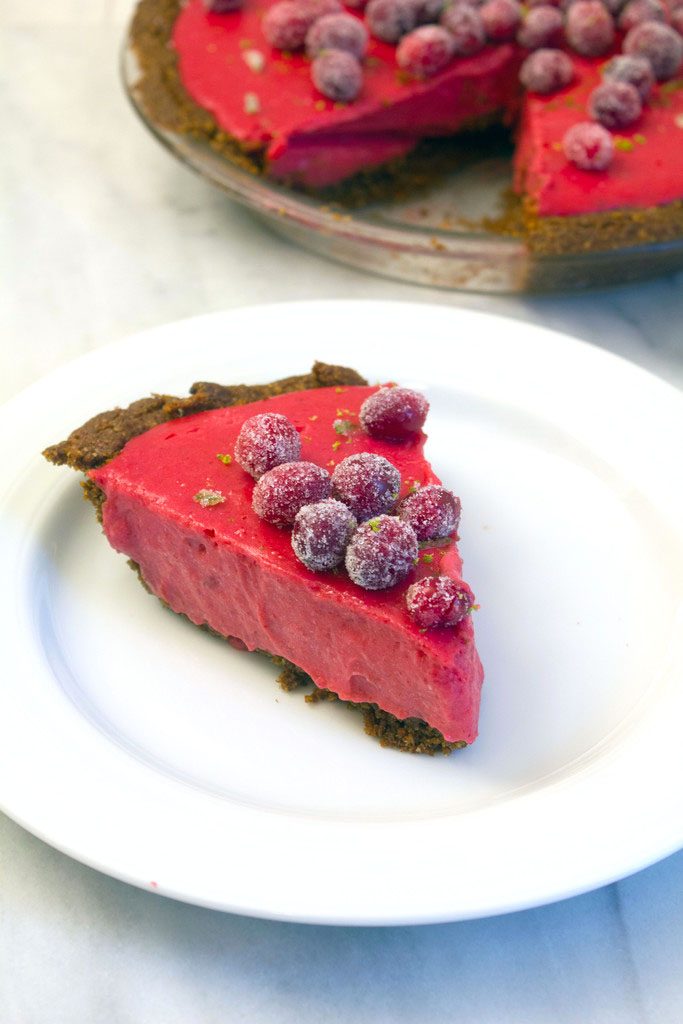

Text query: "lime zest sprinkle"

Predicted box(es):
[193, 489, 225, 507]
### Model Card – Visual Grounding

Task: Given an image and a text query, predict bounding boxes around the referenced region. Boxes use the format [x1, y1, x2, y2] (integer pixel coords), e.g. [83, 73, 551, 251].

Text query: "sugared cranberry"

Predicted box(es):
[440, 3, 486, 54]
[623, 22, 683, 81]
[480, 0, 522, 40]
[331, 452, 401, 521]
[563, 120, 614, 170]
[517, 5, 564, 48]
[203, 0, 243, 12]
[520, 48, 574, 92]
[398, 484, 461, 541]
[252, 461, 331, 526]
[291, 499, 357, 572]
[672, 7, 683, 35]
[588, 79, 642, 127]
[235, 412, 301, 479]
[529, 0, 562, 7]
[617, 0, 666, 33]
[602, 53, 655, 100]
[406, 576, 474, 628]
[365, 0, 418, 41]
[306, 12, 369, 57]
[565, 0, 614, 56]
[300, 0, 343, 15]
[396, 25, 455, 75]
[311, 49, 364, 100]
[359, 386, 429, 440]
[345, 516, 418, 590]
[262, 1, 310, 48]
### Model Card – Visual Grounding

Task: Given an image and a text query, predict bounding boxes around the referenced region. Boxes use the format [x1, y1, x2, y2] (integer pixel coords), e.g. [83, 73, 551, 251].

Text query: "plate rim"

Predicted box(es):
[1, 299, 683, 925]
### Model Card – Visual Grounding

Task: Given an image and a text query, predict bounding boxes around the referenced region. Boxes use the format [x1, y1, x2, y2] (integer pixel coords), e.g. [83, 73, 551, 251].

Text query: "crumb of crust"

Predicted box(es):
[42, 361, 367, 472]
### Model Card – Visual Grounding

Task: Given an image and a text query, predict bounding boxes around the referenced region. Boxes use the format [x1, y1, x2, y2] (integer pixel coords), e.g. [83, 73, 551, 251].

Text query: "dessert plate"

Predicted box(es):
[122, 44, 683, 295]
[1, 301, 682, 925]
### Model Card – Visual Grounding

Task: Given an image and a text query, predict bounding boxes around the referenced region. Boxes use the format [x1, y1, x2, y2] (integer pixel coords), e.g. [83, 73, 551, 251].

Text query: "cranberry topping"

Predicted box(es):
[365, 0, 418, 42]
[406, 576, 474, 628]
[235, 412, 302, 479]
[311, 49, 364, 100]
[291, 499, 357, 572]
[345, 516, 419, 590]
[202, 0, 243, 11]
[623, 22, 683, 81]
[359, 386, 429, 440]
[516, 5, 564, 48]
[410, 0, 447, 22]
[262, 1, 311, 48]
[331, 452, 401, 521]
[252, 461, 331, 526]
[563, 120, 614, 170]
[396, 25, 455, 76]
[480, 0, 522, 40]
[565, 0, 615, 56]
[440, 4, 486, 55]
[617, 0, 666, 33]
[588, 79, 642, 128]
[306, 12, 369, 57]
[602, 53, 655, 100]
[398, 484, 461, 541]
[520, 48, 574, 92]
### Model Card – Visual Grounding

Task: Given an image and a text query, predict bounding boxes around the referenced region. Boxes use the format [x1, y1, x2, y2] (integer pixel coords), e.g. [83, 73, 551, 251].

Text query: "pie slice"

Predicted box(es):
[44, 362, 483, 753]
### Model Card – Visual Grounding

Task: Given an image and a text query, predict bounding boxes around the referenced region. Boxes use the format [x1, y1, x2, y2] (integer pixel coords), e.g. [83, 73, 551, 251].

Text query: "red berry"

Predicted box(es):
[406, 576, 474, 628]
[588, 79, 642, 128]
[396, 25, 455, 76]
[331, 452, 401, 521]
[409, 0, 447, 22]
[617, 0, 666, 33]
[262, 1, 311, 48]
[565, 0, 615, 56]
[516, 5, 564, 48]
[235, 412, 301, 479]
[365, 0, 419, 41]
[203, 0, 243, 11]
[291, 499, 357, 572]
[439, 3, 486, 54]
[623, 22, 683, 81]
[671, 8, 683, 35]
[306, 12, 369, 57]
[359, 386, 429, 440]
[311, 49, 364, 100]
[398, 484, 461, 541]
[602, 54, 654, 100]
[300, 0, 343, 16]
[345, 516, 418, 590]
[520, 48, 574, 92]
[563, 121, 614, 170]
[480, 0, 522, 40]
[252, 461, 331, 526]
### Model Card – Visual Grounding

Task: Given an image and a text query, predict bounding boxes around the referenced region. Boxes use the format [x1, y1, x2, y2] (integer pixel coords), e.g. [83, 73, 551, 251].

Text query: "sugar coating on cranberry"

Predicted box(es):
[262, 1, 310, 48]
[410, 0, 446, 23]
[563, 120, 614, 170]
[520, 48, 574, 92]
[480, 0, 522, 41]
[565, 0, 615, 56]
[617, 0, 666, 33]
[311, 49, 363, 100]
[406, 576, 474, 629]
[345, 516, 418, 590]
[331, 452, 401, 521]
[623, 22, 683, 81]
[602, 54, 655, 100]
[517, 5, 564, 48]
[291, 499, 357, 572]
[359, 386, 429, 440]
[300, 0, 343, 16]
[235, 412, 302, 479]
[252, 461, 331, 526]
[306, 12, 369, 57]
[365, 0, 418, 41]
[398, 484, 461, 541]
[588, 79, 642, 128]
[396, 25, 455, 76]
[440, 4, 486, 55]
[671, 7, 683, 36]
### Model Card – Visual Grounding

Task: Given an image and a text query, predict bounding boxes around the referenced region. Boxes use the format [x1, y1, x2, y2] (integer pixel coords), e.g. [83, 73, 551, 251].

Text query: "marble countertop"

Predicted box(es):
[3, 2, 683, 1021]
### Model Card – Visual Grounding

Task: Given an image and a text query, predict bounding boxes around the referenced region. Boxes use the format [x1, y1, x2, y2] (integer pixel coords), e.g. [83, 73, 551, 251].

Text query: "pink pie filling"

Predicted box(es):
[90, 385, 483, 743]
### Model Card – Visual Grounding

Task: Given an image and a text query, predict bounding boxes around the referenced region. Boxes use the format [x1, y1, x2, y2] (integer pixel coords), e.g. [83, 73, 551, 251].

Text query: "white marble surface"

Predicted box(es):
[2, 1, 683, 1021]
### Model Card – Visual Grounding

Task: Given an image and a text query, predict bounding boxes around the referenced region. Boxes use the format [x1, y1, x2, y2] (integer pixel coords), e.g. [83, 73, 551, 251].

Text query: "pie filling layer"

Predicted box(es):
[89, 385, 483, 744]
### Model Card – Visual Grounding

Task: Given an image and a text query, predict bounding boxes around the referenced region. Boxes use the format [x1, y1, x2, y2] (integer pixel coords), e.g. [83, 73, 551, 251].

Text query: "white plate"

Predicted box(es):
[1, 301, 682, 925]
